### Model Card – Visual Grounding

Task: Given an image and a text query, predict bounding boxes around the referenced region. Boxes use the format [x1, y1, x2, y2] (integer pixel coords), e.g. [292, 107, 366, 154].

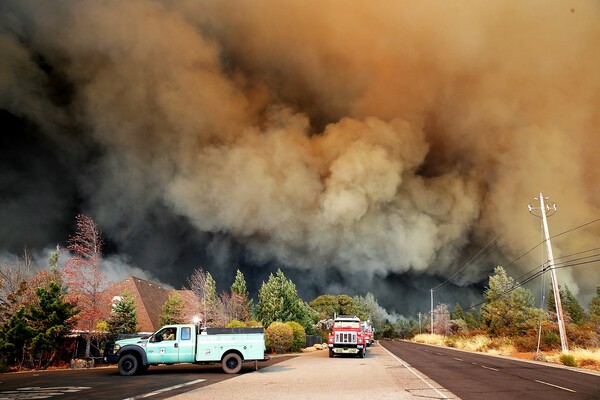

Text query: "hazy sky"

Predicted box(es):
[1, 0, 599, 316]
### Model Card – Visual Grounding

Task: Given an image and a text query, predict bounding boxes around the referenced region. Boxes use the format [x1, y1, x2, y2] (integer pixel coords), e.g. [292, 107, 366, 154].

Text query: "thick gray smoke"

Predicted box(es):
[1, 0, 599, 315]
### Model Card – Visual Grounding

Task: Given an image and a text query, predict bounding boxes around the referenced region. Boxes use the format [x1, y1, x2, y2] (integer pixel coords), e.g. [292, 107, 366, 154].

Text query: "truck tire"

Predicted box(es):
[329, 350, 334, 358]
[118, 354, 140, 376]
[222, 353, 242, 374]
[358, 349, 364, 358]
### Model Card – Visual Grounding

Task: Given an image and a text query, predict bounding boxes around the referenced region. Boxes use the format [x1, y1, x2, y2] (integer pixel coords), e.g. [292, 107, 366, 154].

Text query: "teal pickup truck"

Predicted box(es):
[104, 324, 268, 375]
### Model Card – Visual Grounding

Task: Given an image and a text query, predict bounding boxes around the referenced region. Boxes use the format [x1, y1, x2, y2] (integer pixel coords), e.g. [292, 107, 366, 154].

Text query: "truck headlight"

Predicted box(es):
[114, 344, 121, 352]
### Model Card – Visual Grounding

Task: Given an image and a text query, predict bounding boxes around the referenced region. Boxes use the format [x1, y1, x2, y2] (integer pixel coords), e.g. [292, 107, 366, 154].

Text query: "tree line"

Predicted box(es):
[391, 266, 600, 352]
[0, 215, 387, 370]
[4, 214, 597, 370]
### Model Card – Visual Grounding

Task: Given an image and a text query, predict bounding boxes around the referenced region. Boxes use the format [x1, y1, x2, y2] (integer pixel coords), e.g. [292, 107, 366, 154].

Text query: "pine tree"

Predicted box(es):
[548, 285, 587, 325]
[589, 285, 600, 332]
[464, 309, 481, 330]
[451, 303, 464, 320]
[0, 307, 33, 368]
[228, 269, 253, 322]
[108, 291, 138, 334]
[256, 269, 306, 329]
[28, 281, 77, 368]
[562, 285, 586, 325]
[481, 266, 544, 336]
[159, 292, 185, 326]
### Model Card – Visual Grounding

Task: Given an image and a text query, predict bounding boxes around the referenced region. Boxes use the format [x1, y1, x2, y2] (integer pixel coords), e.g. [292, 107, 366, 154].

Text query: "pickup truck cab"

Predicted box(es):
[104, 324, 268, 375]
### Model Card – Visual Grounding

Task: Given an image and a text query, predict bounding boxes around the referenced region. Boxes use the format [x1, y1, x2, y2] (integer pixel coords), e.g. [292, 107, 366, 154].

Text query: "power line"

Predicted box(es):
[462, 255, 600, 312]
[551, 217, 600, 240]
[505, 217, 600, 269]
[553, 246, 600, 261]
[432, 234, 499, 291]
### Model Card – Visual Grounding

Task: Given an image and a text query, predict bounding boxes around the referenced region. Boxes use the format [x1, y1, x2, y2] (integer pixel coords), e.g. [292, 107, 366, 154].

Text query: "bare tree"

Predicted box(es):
[224, 292, 252, 323]
[186, 268, 224, 326]
[0, 248, 36, 322]
[63, 214, 108, 359]
[433, 303, 451, 335]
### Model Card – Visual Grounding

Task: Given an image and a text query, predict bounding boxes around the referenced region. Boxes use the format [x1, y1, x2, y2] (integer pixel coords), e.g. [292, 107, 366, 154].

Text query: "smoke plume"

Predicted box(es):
[1, 0, 599, 315]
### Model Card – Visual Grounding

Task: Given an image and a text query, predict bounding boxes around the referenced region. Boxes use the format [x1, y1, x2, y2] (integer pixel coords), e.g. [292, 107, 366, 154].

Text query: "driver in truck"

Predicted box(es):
[163, 328, 176, 340]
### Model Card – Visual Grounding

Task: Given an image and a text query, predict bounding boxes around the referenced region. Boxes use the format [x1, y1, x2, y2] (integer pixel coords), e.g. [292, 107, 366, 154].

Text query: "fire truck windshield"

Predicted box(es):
[334, 321, 360, 328]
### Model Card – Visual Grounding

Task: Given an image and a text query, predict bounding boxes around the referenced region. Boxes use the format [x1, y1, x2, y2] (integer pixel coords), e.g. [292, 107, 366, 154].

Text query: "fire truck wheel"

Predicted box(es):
[358, 349, 364, 358]
[222, 352, 243, 374]
[329, 350, 334, 358]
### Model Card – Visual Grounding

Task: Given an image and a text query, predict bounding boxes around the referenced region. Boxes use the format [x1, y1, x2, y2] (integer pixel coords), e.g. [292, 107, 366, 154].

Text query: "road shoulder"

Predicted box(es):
[168, 344, 458, 400]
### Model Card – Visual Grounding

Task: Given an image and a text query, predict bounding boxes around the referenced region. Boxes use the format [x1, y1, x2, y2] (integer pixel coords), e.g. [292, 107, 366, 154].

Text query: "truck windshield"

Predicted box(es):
[334, 321, 360, 328]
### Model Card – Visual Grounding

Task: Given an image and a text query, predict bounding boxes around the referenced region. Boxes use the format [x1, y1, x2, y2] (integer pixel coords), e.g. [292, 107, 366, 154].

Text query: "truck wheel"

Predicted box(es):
[222, 353, 242, 374]
[358, 349, 364, 358]
[118, 354, 139, 376]
[329, 350, 334, 358]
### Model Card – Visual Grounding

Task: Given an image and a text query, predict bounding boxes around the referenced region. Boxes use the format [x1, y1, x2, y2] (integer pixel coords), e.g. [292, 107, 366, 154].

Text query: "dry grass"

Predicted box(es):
[546, 348, 600, 370]
[411, 334, 600, 371]
[412, 333, 446, 345]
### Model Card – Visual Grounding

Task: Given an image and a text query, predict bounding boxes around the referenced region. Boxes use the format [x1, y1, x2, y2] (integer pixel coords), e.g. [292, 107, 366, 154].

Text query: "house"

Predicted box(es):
[103, 276, 201, 333]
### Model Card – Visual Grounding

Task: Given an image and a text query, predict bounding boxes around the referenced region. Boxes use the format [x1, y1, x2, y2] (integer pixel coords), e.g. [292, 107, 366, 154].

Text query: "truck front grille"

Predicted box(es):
[335, 332, 356, 344]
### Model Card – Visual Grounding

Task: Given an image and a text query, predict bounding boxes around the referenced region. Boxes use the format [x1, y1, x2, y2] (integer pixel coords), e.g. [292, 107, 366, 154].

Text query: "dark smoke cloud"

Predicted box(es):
[1, 0, 599, 316]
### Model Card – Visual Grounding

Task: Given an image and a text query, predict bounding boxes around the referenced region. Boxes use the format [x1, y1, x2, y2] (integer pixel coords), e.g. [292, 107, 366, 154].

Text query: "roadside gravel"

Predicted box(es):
[168, 343, 458, 400]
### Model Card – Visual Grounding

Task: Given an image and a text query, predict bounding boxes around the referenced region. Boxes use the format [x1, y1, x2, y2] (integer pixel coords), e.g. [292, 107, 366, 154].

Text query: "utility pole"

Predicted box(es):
[528, 193, 568, 353]
[418, 312, 422, 334]
[430, 289, 434, 334]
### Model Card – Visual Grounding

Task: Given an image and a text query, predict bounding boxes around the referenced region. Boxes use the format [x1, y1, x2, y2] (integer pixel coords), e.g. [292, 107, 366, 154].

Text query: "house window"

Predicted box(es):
[181, 327, 191, 341]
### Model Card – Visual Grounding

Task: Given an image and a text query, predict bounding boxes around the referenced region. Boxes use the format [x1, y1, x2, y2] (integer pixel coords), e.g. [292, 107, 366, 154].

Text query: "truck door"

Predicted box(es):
[146, 327, 179, 364]
[178, 326, 195, 363]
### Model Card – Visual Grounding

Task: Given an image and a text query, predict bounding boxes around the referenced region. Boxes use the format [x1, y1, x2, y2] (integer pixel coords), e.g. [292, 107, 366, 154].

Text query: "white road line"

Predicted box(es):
[381, 345, 450, 399]
[481, 365, 499, 372]
[534, 380, 576, 393]
[453, 358, 463, 362]
[434, 352, 443, 356]
[122, 379, 206, 400]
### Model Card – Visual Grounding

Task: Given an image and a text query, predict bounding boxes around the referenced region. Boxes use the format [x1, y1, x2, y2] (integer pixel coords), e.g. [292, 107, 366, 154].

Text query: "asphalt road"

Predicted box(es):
[0, 357, 292, 400]
[381, 340, 600, 400]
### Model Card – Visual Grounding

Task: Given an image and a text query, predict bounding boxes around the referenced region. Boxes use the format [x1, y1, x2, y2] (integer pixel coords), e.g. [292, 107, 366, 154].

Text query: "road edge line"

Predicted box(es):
[380, 344, 451, 399]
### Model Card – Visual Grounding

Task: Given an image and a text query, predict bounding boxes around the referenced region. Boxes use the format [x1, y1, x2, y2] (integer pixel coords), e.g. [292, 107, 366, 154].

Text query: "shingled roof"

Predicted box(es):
[104, 276, 200, 333]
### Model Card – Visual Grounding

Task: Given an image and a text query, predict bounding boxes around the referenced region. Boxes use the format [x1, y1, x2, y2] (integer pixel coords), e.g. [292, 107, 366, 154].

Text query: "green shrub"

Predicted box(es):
[513, 335, 537, 352]
[266, 322, 294, 354]
[559, 353, 577, 367]
[285, 321, 306, 352]
[245, 320, 263, 327]
[541, 331, 561, 351]
[226, 320, 247, 328]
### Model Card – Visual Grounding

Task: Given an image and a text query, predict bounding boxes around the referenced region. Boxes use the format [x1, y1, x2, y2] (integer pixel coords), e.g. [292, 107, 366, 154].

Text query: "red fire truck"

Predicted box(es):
[327, 315, 366, 358]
